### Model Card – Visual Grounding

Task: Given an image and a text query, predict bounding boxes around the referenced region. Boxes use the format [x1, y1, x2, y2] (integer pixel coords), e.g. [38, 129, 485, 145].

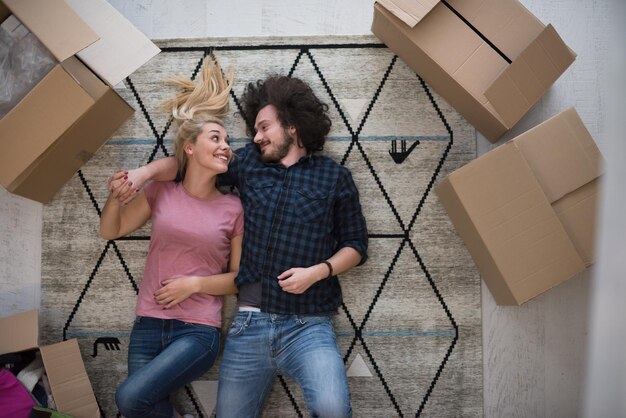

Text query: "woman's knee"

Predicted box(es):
[115, 379, 151, 417]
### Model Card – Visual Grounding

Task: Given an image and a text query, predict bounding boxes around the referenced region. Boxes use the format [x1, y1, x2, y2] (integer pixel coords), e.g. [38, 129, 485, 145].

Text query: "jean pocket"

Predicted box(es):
[227, 313, 251, 337]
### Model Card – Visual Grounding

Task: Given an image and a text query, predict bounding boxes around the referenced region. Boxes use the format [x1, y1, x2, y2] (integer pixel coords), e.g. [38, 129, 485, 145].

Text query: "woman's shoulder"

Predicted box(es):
[146, 180, 177, 191]
[144, 180, 177, 201]
[219, 193, 243, 209]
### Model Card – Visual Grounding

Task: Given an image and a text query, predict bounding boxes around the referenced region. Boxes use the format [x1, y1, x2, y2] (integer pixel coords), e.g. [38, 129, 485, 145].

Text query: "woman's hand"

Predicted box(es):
[107, 170, 132, 201]
[109, 167, 148, 205]
[154, 276, 200, 309]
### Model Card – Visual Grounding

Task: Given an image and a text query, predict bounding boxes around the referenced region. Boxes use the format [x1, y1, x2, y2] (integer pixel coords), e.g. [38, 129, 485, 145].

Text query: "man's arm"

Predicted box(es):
[277, 247, 361, 294]
[330, 167, 368, 263]
[116, 144, 248, 205]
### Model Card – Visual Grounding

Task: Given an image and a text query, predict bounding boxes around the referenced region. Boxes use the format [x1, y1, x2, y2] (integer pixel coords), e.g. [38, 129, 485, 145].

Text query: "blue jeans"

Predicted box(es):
[116, 316, 220, 418]
[216, 312, 351, 418]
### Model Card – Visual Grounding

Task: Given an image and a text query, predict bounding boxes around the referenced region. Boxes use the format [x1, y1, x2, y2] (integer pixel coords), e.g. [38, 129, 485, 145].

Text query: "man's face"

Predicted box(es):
[253, 105, 295, 163]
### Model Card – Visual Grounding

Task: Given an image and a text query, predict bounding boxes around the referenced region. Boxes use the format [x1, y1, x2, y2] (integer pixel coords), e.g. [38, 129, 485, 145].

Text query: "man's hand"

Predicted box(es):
[154, 276, 200, 309]
[277, 264, 326, 294]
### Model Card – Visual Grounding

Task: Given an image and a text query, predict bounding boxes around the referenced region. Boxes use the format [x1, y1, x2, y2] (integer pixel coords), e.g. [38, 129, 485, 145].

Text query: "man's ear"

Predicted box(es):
[289, 126, 304, 148]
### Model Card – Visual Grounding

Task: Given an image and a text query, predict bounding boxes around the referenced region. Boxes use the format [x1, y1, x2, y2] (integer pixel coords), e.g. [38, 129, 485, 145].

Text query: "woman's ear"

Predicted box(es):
[184, 143, 193, 155]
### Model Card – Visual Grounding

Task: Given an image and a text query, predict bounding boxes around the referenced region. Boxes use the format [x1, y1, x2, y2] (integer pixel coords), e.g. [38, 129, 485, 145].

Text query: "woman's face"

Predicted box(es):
[185, 122, 231, 173]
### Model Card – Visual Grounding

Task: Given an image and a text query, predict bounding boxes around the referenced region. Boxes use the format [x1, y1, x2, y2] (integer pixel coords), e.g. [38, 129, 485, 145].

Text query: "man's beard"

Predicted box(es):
[259, 129, 295, 163]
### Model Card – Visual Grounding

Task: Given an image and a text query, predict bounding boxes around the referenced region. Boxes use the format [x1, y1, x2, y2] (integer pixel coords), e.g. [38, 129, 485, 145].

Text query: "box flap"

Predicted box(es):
[3, 0, 98, 62]
[0, 64, 95, 189]
[40, 339, 100, 418]
[514, 108, 603, 203]
[553, 178, 600, 266]
[447, 0, 544, 61]
[65, 0, 160, 86]
[484, 25, 576, 128]
[61, 56, 109, 99]
[376, 0, 439, 27]
[0, 310, 38, 355]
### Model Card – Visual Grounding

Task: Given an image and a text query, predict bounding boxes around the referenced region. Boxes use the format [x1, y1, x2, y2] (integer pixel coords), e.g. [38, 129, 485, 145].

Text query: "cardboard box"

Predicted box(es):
[0, 0, 160, 203]
[0, 310, 100, 418]
[435, 108, 603, 305]
[371, 0, 577, 142]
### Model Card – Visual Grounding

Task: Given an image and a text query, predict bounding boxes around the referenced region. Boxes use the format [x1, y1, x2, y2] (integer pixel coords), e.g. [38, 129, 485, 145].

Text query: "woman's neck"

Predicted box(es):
[182, 168, 220, 200]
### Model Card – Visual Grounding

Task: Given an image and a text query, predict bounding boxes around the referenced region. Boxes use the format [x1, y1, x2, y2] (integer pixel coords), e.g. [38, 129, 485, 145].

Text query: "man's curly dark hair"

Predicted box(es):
[241, 76, 332, 152]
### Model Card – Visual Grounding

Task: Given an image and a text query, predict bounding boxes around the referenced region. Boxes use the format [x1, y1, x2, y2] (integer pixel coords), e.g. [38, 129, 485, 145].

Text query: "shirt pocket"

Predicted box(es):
[295, 188, 329, 223]
[245, 178, 275, 210]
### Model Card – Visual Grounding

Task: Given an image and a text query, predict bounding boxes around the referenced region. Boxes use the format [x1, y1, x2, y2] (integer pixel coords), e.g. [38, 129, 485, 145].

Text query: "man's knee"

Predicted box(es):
[309, 393, 352, 418]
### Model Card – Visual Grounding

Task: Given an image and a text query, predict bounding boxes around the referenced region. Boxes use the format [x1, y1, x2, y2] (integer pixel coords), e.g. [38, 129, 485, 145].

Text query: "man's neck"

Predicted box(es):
[280, 145, 308, 167]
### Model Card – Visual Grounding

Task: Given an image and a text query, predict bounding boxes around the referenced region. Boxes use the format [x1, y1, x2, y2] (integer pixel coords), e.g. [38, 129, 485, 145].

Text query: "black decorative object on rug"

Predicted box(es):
[41, 36, 481, 417]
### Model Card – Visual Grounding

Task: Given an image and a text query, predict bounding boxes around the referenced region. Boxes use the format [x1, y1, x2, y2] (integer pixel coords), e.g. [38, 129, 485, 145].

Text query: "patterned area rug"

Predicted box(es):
[41, 35, 481, 417]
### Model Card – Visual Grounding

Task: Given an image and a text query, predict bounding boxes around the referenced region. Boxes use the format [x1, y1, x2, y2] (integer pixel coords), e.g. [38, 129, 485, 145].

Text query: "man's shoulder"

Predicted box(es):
[234, 142, 259, 158]
[312, 153, 340, 167]
[312, 154, 352, 176]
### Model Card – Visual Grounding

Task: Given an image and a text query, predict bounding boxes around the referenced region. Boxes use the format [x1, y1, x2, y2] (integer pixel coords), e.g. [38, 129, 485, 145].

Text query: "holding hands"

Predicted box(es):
[107, 168, 147, 204]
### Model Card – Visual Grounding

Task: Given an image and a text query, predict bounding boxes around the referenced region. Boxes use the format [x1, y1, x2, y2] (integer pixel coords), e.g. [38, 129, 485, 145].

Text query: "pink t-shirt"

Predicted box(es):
[137, 181, 243, 327]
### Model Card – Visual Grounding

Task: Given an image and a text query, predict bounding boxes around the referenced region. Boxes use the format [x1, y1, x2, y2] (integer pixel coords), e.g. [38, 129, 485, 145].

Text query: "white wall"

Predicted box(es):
[1, 0, 621, 416]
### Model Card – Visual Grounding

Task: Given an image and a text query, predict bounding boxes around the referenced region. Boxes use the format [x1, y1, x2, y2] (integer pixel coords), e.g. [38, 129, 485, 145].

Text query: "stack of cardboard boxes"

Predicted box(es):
[372, 0, 603, 305]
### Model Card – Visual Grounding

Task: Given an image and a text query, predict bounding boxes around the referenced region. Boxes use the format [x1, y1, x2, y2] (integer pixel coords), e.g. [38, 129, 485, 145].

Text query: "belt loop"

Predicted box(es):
[244, 310, 253, 326]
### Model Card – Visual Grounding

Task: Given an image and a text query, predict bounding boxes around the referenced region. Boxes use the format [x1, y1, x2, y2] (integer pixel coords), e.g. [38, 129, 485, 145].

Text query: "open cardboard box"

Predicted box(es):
[371, 0, 577, 142]
[0, 0, 159, 203]
[0, 310, 100, 418]
[436, 108, 603, 305]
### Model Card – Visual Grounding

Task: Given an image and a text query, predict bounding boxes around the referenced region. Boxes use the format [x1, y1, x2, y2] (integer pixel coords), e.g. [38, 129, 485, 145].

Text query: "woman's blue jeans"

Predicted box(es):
[216, 312, 352, 418]
[115, 316, 220, 418]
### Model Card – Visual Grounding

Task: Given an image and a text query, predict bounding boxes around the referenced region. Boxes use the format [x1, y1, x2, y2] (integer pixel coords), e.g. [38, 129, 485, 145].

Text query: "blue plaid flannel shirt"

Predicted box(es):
[219, 143, 368, 314]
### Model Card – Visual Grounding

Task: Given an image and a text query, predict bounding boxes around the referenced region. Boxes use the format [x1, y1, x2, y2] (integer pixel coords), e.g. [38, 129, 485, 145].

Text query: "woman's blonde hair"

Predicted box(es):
[163, 55, 234, 181]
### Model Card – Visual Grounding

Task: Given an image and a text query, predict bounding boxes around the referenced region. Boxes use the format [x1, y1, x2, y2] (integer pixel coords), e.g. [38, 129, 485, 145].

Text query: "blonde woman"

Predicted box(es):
[100, 57, 241, 418]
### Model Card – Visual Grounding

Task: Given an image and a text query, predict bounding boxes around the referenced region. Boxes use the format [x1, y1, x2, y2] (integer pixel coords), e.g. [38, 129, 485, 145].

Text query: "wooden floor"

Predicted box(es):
[1, 0, 622, 416]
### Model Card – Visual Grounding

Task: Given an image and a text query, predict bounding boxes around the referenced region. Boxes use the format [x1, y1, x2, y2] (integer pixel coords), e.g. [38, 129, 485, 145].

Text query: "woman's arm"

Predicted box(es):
[153, 233, 243, 308]
[100, 171, 152, 240]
